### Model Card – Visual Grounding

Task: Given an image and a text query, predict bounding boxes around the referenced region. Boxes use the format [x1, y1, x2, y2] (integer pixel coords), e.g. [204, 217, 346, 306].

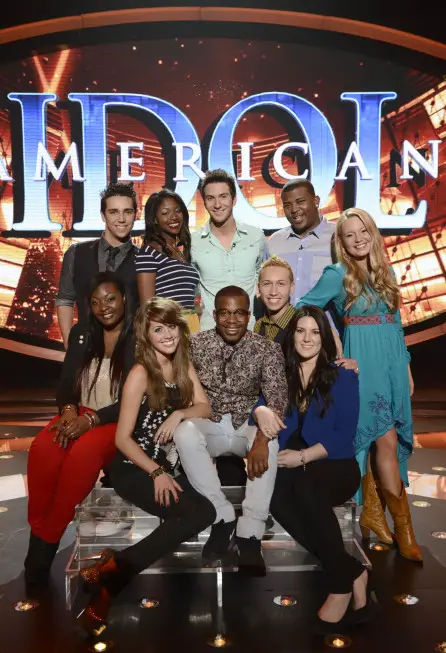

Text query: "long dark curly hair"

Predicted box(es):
[283, 305, 338, 417]
[75, 272, 134, 402]
[143, 189, 192, 262]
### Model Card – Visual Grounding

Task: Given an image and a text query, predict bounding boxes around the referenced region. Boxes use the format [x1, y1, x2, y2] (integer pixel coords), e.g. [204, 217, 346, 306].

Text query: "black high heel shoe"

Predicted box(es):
[349, 569, 377, 625]
[313, 612, 352, 636]
[312, 595, 353, 636]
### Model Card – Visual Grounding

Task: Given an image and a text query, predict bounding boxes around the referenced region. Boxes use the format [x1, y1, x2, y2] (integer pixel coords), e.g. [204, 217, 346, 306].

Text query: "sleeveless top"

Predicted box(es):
[80, 358, 116, 411]
[120, 383, 183, 473]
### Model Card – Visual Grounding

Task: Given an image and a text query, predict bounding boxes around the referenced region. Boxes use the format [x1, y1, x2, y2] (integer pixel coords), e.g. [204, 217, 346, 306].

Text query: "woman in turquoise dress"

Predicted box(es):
[296, 207, 422, 562]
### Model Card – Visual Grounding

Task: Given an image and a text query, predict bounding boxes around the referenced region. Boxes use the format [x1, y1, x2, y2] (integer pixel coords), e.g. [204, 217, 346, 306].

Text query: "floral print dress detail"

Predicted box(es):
[297, 263, 413, 503]
[123, 383, 181, 474]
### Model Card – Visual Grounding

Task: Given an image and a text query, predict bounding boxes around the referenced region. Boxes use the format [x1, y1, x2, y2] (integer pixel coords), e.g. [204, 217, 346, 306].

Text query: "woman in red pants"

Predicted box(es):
[25, 272, 135, 585]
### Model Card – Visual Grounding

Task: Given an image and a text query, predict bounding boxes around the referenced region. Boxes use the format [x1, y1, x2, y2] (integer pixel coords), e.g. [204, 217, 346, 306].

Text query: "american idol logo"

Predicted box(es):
[1, 91, 441, 233]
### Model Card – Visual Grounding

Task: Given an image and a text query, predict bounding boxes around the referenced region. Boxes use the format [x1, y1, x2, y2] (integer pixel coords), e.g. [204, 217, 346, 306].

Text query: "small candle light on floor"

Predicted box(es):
[324, 634, 352, 648]
[369, 542, 390, 551]
[87, 640, 114, 652]
[273, 595, 297, 606]
[208, 633, 231, 648]
[393, 594, 419, 605]
[14, 600, 40, 612]
[140, 598, 159, 608]
[432, 532, 446, 539]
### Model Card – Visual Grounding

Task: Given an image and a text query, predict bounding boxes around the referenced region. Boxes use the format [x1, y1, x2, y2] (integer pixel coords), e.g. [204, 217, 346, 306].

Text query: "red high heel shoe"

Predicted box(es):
[77, 587, 111, 636]
[80, 549, 118, 593]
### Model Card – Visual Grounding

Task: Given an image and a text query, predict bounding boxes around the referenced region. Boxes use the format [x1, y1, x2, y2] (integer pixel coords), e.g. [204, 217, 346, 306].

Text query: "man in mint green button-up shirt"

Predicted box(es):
[191, 169, 266, 331]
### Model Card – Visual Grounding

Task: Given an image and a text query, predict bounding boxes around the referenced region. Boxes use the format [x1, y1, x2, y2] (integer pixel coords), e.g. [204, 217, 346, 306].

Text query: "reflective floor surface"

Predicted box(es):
[1, 416, 446, 653]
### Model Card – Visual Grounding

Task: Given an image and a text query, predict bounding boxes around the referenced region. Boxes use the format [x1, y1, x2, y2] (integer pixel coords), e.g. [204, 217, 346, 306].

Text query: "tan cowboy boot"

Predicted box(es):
[381, 483, 423, 562]
[359, 472, 394, 544]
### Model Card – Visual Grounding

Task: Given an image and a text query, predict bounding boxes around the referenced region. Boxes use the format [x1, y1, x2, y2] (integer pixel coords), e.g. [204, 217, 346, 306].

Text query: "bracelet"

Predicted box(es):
[150, 466, 166, 479]
[84, 412, 97, 430]
[299, 449, 306, 471]
[61, 404, 77, 415]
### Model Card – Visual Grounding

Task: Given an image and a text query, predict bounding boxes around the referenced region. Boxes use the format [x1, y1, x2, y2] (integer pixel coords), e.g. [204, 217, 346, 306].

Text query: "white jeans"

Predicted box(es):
[174, 415, 278, 539]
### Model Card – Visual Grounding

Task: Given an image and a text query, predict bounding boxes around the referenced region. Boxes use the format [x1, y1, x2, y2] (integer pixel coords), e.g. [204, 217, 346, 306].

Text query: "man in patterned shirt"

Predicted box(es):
[174, 285, 287, 575]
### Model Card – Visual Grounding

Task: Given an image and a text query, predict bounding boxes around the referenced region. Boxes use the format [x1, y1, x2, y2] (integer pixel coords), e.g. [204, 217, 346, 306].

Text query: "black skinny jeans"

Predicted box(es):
[107, 460, 216, 589]
[270, 457, 363, 594]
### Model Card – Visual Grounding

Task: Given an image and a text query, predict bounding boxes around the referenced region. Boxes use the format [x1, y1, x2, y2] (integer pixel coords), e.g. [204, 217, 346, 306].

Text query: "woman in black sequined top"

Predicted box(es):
[78, 297, 215, 636]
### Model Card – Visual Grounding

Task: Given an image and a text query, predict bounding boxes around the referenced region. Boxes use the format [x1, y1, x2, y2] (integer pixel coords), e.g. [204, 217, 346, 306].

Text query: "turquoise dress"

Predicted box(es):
[296, 263, 412, 503]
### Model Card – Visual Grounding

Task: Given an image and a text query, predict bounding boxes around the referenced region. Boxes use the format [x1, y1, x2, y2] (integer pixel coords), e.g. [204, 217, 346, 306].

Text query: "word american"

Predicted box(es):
[0, 91, 441, 232]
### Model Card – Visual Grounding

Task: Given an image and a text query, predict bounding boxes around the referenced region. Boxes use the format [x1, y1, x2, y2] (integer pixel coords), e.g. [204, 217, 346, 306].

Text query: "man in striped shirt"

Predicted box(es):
[254, 256, 295, 347]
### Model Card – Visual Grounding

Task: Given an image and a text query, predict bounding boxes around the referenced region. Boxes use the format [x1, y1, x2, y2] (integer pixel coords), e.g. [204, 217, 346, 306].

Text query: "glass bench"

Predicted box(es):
[66, 486, 370, 610]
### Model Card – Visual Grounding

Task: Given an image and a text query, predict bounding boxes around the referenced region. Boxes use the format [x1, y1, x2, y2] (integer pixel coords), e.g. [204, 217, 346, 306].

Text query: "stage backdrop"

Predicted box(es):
[0, 35, 445, 357]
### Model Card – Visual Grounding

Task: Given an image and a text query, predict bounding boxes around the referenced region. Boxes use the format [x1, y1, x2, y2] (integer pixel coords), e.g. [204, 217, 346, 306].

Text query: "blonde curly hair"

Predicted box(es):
[334, 208, 400, 312]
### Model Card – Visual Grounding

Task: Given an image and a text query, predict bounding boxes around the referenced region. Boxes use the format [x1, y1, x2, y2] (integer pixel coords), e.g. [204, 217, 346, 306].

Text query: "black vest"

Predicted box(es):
[73, 239, 138, 324]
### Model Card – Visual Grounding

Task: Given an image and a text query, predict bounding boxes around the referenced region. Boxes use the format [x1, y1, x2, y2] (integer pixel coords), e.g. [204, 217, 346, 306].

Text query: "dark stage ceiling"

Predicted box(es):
[0, 0, 444, 46]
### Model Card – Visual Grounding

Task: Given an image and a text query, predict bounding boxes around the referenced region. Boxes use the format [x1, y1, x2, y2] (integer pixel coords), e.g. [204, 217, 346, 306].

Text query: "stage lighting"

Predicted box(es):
[208, 634, 231, 648]
[0, 507, 8, 513]
[369, 543, 390, 551]
[140, 598, 159, 608]
[432, 532, 446, 539]
[87, 641, 114, 652]
[273, 595, 297, 606]
[412, 501, 431, 507]
[393, 594, 419, 605]
[14, 600, 40, 612]
[324, 634, 352, 648]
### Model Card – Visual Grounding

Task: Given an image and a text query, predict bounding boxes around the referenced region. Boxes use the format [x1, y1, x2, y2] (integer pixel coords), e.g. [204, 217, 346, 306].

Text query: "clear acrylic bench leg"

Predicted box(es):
[66, 488, 369, 610]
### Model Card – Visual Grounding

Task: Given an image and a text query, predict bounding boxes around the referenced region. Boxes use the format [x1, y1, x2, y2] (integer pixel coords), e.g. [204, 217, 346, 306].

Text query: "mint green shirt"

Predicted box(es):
[191, 221, 266, 330]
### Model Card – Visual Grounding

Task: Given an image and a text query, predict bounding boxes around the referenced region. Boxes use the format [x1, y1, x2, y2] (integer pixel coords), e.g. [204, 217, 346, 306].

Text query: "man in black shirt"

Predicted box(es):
[56, 182, 138, 348]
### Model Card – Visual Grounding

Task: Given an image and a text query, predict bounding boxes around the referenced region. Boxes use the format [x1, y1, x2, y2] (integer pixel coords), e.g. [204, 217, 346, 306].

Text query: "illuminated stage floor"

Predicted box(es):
[0, 416, 446, 653]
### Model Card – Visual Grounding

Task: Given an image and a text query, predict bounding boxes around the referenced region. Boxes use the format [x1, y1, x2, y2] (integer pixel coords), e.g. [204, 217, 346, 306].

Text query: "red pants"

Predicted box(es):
[27, 407, 117, 543]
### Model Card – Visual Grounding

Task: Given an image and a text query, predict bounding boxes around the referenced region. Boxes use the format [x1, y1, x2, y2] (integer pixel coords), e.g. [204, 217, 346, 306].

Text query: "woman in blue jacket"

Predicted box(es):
[252, 306, 369, 633]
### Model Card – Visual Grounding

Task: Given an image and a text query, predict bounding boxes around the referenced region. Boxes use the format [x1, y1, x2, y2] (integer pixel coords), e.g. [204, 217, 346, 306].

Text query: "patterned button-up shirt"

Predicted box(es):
[189, 328, 287, 429]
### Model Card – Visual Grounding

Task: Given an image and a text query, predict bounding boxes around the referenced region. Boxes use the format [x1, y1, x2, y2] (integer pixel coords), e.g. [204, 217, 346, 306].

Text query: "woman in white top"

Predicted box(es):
[25, 272, 135, 586]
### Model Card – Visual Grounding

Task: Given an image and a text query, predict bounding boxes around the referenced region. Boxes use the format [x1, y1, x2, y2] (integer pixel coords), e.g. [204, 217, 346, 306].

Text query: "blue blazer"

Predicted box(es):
[251, 367, 359, 459]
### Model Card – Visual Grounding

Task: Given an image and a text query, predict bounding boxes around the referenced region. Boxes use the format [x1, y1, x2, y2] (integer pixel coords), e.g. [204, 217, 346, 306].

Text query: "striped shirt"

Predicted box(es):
[254, 304, 296, 344]
[135, 245, 200, 310]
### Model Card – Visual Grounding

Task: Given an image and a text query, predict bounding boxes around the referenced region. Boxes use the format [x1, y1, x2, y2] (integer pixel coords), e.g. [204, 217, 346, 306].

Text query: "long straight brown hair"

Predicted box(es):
[134, 297, 193, 411]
